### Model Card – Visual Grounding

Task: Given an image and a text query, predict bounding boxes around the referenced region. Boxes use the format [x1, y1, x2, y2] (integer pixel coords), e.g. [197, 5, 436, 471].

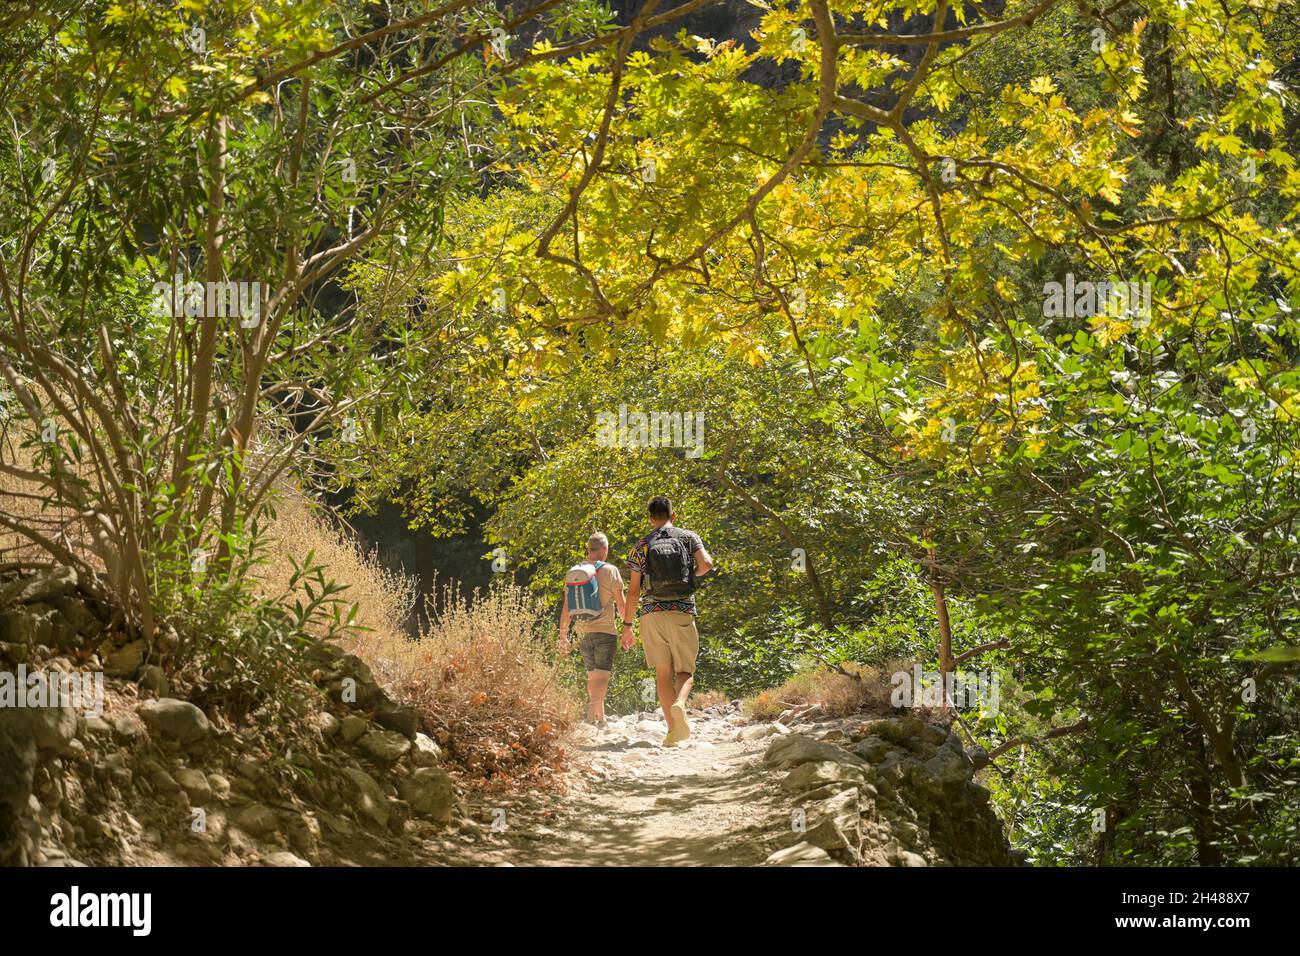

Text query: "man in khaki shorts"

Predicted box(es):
[621, 496, 713, 746]
[558, 532, 625, 727]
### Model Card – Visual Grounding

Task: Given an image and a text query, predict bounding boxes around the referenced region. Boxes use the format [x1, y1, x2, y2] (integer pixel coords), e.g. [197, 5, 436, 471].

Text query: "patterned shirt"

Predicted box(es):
[626, 525, 704, 616]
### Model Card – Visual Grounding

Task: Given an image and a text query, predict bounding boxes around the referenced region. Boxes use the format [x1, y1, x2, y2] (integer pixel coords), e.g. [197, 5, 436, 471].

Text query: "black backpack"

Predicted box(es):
[643, 528, 696, 600]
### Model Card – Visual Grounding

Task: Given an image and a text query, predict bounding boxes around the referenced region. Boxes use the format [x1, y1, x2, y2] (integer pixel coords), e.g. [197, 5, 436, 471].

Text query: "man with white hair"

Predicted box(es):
[558, 531, 625, 727]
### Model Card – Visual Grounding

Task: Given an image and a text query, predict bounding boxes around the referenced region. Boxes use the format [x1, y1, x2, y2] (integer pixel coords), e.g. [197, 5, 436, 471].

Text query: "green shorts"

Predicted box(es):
[578, 632, 618, 673]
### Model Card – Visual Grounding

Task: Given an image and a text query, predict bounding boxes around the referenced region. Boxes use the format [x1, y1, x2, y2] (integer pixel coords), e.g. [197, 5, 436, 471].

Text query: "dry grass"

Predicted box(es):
[688, 689, 730, 710]
[257, 496, 416, 644]
[742, 660, 910, 721]
[4, 428, 578, 792]
[353, 581, 580, 791]
[0, 435, 96, 571]
[1, 424, 413, 640]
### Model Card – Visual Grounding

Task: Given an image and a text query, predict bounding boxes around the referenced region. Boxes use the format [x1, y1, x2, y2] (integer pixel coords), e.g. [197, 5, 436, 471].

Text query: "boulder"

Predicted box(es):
[358, 729, 411, 765]
[764, 734, 867, 770]
[804, 788, 861, 855]
[412, 733, 442, 767]
[780, 760, 870, 792]
[137, 698, 211, 745]
[101, 752, 133, 788]
[324, 654, 385, 708]
[206, 773, 232, 800]
[918, 747, 971, 788]
[81, 715, 113, 739]
[286, 813, 321, 858]
[859, 715, 926, 745]
[795, 782, 864, 805]
[0, 605, 61, 645]
[105, 640, 147, 678]
[0, 721, 39, 836]
[398, 767, 456, 823]
[109, 712, 143, 743]
[338, 715, 369, 745]
[764, 842, 844, 866]
[312, 711, 340, 738]
[0, 566, 77, 606]
[263, 850, 311, 867]
[737, 723, 780, 742]
[374, 701, 421, 740]
[851, 735, 894, 763]
[233, 803, 278, 837]
[920, 723, 950, 746]
[137, 664, 169, 697]
[341, 768, 389, 828]
[0, 704, 77, 755]
[148, 769, 180, 795]
[174, 768, 213, 805]
[54, 597, 102, 638]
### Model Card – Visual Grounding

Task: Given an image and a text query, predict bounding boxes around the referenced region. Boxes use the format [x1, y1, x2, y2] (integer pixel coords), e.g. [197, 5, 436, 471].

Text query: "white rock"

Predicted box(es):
[264, 851, 311, 867]
[412, 732, 442, 767]
[764, 842, 844, 866]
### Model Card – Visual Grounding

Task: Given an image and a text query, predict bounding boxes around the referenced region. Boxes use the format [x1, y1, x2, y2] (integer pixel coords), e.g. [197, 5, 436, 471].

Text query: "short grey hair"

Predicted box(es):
[587, 532, 609, 553]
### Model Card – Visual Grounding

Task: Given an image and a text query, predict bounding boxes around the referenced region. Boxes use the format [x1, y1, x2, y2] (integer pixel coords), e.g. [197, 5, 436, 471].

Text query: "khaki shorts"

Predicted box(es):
[640, 610, 699, 675]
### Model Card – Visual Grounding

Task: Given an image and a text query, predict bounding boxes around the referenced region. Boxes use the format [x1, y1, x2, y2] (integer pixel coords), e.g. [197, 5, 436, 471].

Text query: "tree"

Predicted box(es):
[383, 0, 1300, 861]
[0, 0, 576, 644]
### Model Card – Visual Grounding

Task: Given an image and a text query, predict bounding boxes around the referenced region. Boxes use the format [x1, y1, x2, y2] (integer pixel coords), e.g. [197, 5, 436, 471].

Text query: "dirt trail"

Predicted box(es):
[460, 707, 792, 866]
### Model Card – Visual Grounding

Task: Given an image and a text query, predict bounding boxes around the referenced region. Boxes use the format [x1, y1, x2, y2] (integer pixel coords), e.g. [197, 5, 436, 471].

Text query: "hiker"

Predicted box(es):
[558, 532, 626, 727]
[621, 495, 713, 746]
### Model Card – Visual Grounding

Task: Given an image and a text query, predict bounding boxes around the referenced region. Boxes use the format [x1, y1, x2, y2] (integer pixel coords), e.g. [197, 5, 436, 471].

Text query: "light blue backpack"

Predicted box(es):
[565, 561, 605, 618]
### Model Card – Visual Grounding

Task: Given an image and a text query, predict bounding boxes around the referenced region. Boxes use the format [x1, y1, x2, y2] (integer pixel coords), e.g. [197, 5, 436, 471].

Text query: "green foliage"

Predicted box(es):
[167, 523, 364, 719]
[4, 0, 1297, 867]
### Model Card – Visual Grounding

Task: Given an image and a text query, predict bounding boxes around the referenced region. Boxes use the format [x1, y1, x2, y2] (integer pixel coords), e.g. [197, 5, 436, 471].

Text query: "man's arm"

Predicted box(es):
[621, 570, 641, 650]
[694, 543, 714, 576]
[613, 570, 627, 620]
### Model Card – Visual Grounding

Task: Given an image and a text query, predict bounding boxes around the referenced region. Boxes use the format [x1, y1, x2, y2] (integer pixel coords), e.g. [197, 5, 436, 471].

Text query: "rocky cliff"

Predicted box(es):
[0, 568, 462, 867]
[757, 714, 1019, 866]
[1, 566, 1018, 868]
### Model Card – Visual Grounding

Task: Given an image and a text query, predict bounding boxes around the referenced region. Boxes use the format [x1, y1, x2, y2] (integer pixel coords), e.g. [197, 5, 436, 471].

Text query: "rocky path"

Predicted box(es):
[457, 706, 796, 866]
[442, 703, 1021, 868]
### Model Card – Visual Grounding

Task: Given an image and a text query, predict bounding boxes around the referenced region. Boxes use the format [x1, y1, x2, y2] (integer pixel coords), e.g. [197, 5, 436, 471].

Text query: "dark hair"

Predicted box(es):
[648, 495, 672, 520]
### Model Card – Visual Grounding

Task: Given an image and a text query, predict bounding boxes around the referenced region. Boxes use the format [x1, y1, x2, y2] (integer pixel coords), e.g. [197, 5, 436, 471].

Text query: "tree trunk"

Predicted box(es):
[1180, 721, 1223, 865]
[930, 571, 954, 714]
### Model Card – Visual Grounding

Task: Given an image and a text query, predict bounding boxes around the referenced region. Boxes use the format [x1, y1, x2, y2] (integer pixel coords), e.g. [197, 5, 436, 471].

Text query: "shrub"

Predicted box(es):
[355, 581, 580, 790]
[742, 661, 905, 721]
[688, 689, 730, 710]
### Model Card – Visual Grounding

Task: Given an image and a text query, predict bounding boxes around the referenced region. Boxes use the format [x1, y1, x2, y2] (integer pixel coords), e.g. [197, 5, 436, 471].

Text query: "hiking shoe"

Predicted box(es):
[670, 701, 691, 741]
[662, 730, 685, 747]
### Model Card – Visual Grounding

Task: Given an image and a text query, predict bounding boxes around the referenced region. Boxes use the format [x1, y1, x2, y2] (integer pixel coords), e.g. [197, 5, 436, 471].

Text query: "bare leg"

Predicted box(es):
[586, 670, 610, 722]
[674, 672, 694, 706]
[655, 666, 676, 725]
